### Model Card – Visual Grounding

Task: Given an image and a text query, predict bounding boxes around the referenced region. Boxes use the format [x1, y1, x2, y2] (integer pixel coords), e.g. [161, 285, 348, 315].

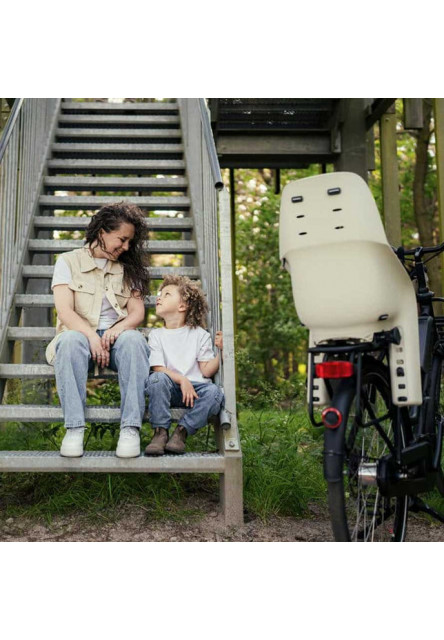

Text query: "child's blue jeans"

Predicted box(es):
[145, 371, 224, 435]
[54, 329, 151, 429]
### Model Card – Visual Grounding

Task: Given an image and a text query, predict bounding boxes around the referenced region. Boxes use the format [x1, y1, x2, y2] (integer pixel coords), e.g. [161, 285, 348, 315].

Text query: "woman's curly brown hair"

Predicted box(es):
[160, 275, 209, 328]
[85, 201, 149, 297]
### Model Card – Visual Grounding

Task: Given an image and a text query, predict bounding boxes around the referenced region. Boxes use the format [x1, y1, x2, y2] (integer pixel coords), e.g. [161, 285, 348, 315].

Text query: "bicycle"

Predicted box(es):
[280, 172, 444, 542]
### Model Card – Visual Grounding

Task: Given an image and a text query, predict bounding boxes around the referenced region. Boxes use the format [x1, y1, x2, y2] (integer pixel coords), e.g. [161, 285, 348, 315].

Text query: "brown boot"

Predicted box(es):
[145, 428, 168, 456]
[164, 425, 187, 454]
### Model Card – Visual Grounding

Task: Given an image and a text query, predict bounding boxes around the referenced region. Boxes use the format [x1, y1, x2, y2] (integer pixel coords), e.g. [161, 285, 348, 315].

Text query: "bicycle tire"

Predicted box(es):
[327, 358, 409, 542]
[425, 355, 444, 495]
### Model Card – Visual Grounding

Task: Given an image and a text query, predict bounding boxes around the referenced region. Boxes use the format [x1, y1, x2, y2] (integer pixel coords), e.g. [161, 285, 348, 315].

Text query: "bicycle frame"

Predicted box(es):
[311, 245, 444, 508]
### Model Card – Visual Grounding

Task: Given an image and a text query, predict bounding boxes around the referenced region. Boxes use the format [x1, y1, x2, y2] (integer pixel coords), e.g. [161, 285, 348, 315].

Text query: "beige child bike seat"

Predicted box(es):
[279, 171, 422, 407]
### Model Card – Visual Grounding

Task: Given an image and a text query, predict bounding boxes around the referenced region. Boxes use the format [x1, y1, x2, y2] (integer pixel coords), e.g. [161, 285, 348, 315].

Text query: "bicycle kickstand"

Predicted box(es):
[409, 497, 444, 523]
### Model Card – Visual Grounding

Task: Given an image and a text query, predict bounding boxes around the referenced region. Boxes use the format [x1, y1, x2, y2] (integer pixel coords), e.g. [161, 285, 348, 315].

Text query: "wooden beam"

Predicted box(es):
[380, 106, 401, 246]
[365, 98, 396, 130]
[334, 99, 368, 181]
[217, 133, 333, 157]
[403, 99, 424, 129]
[433, 99, 444, 291]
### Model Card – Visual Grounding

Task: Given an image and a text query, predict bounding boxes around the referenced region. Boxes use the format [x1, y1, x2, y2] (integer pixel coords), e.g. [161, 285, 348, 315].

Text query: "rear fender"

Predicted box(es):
[323, 377, 356, 483]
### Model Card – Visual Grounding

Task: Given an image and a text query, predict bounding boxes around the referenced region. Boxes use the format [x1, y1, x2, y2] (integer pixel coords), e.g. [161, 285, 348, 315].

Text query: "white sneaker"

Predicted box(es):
[116, 426, 140, 458]
[60, 427, 85, 457]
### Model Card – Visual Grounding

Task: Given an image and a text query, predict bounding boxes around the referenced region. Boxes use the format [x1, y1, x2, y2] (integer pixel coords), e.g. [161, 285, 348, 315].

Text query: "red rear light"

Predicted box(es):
[321, 408, 342, 429]
[315, 361, 354, 379]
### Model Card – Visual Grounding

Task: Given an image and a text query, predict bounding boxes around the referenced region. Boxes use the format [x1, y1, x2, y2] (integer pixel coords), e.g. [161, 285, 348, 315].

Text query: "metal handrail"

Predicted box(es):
[178, 98, 240, 450]
[198, 99, 223, 190]
[0, 99, 60, 351]
[0, 99, 24, 162]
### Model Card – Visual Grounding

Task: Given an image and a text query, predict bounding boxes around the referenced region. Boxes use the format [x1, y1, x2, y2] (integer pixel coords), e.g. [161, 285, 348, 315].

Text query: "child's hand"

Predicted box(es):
[180, 377, 199, 408]
[215, 331, 223, 351]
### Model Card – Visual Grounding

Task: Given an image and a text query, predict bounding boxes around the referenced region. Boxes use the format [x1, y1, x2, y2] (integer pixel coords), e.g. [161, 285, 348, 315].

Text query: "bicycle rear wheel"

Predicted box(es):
[425, 355, 444, 495]
[327, 359, 409, 542]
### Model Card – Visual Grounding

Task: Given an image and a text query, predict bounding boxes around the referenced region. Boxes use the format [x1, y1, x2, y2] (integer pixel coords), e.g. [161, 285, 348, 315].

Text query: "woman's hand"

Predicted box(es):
[88, 332, 110, 367]
[180, 377, 199, 408]
[101, 325, 126, 351]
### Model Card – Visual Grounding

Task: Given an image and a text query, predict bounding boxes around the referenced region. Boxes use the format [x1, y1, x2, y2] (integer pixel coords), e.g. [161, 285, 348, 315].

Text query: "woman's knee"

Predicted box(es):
[56, 330, 89, 354]
[116, 330, 148, 351]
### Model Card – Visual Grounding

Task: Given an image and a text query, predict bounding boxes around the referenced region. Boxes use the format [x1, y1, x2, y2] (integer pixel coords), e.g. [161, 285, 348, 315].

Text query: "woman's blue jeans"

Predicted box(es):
[54, 329, 150, 429]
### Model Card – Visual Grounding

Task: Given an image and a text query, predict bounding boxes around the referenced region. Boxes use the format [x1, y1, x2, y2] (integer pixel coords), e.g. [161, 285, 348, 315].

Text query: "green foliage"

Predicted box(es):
[234, 171, 311, 397]
[0, 408, 326, 523]
[240, 409, 325, 520]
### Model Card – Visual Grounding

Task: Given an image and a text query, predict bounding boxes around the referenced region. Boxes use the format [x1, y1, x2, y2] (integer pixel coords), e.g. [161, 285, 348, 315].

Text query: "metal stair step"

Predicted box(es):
[58, 114, 180, 126]
[0, 405, 186, 422]
[27, 239, 196, 253]
[34, 216, 193, 230]
[0, 364, 118, 379]
[51, 143, 183, 157]
[39, 195, 190, 210]
[0, 404, 186, 423]
[15, 294, 158, 308]
[0, 451, 224, 474]
[21, 265, 200, 279]
[47, 159, 185, 174]
[55, 128, 181, 140]
[43, 176, 188, 192]
[61, 101, 178, 113]
[7, 327, 152, 340]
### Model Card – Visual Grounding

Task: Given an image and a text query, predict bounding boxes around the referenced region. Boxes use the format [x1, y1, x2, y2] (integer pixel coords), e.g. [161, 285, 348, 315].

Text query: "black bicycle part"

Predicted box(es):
[325, 358, 409, 542]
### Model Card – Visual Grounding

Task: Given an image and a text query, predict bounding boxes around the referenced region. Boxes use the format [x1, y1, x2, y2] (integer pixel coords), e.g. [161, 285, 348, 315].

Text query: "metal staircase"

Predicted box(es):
[0, 98, 242, 524]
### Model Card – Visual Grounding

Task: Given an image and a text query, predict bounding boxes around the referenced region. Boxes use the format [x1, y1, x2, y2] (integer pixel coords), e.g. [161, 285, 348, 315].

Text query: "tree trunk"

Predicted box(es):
[413, 99, 441, 295]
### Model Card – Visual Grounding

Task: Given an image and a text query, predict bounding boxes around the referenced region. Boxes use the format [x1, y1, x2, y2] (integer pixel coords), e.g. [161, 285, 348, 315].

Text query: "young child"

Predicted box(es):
[145, 275, 224, 455]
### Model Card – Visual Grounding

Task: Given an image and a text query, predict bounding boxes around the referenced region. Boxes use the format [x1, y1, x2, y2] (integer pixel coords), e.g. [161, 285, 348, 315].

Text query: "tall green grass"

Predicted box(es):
[0, 408, 326, 523]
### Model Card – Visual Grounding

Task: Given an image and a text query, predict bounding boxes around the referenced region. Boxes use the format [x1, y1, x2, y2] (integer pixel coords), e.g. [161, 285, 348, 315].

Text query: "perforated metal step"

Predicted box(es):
[14, 294, 157, 308]
[55, 128, 182, 140]
[58, 115, 180, 126]
[33, 216, 192, 231]
[0, 404, 185, 422]
[21, 265, 200, 280]
[61, 102, 178, 113]
[27, 239, 196, 253]
[51, 143, 183, 158]
[39, 195, 190, 210]
[43, 176, 188, 192]
[0, 450, 224, 473]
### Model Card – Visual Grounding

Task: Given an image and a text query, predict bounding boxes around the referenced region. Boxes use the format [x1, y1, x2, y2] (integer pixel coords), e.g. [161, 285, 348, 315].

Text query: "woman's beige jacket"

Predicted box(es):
[45, 247, 132, 365]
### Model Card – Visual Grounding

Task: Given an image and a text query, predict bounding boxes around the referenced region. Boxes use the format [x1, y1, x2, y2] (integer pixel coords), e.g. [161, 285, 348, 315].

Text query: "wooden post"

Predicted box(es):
[433, 99, 444, 289]
[229, 168, 238, 338]
[334, 99, 368, 181]
[380, 105, 401, 247]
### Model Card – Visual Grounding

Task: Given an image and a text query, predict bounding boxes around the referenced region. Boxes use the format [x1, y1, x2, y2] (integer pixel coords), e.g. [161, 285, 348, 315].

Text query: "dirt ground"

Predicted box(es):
[0, 496, 442, 542]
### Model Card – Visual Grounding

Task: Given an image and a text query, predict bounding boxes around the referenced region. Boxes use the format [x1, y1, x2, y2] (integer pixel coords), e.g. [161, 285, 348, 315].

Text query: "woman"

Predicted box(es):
[45, 202, 151, 458]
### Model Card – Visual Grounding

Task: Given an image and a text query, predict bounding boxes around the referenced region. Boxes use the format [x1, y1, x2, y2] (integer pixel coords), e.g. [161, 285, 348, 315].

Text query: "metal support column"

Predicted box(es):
[434, 99, 444, 288]
[380, 104, 401, 247]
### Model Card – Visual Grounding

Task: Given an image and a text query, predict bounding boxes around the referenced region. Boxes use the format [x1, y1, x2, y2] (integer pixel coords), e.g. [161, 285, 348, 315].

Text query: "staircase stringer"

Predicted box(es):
[0, 99, 61, 400]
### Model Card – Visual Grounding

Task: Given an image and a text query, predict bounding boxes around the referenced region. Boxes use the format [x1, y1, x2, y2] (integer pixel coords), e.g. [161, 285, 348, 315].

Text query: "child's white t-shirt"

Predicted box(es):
[51, 254, 119, 330]
[148, 326, 215, 383]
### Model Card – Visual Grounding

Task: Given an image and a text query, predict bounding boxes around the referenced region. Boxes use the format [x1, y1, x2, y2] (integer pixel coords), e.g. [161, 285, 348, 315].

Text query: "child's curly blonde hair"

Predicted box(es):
[159, 275, 209, 328]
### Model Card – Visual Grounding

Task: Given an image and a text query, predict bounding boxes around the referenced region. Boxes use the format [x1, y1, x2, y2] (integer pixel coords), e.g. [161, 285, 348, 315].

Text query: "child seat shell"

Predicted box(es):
[279, 171, 422, 407]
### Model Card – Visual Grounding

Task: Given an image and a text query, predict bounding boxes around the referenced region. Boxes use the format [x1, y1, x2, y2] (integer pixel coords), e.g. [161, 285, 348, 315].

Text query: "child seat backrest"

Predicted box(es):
[279, 172, 422, 407]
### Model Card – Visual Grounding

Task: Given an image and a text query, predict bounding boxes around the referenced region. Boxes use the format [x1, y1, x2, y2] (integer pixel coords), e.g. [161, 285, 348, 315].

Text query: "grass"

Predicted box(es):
[0, 407, 326, 524]
[0, 406, 442, 528]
